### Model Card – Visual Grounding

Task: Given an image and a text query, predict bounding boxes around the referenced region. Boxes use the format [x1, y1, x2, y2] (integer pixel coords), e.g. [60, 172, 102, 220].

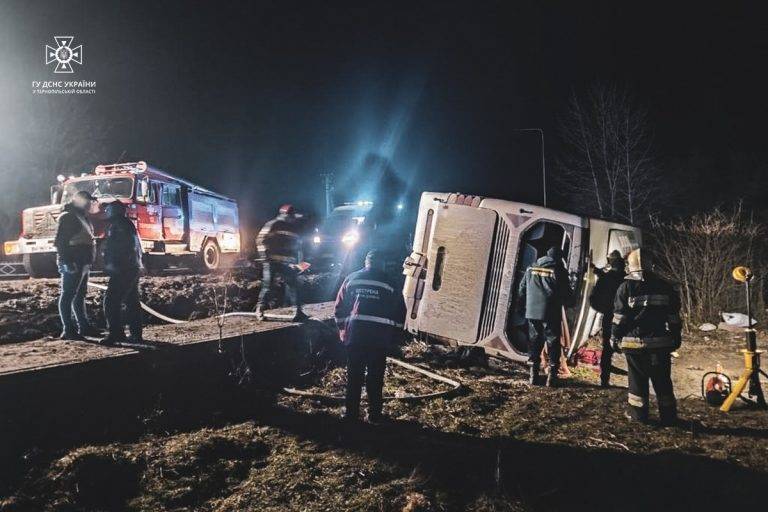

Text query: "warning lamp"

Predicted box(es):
[56, 174, 66, 183]
[732, 266, 752, 283]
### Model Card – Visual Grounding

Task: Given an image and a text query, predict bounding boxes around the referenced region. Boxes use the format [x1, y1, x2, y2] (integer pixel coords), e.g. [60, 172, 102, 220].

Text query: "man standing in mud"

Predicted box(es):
[611, 248, 682, 425]
[518, 246, 572, 387]
[589, 250, 626, 387]
[255, 204, 308, 322]
[54, 190, 99, 340]
[100, 201, 144, 346]
[335, 250, 406, 423]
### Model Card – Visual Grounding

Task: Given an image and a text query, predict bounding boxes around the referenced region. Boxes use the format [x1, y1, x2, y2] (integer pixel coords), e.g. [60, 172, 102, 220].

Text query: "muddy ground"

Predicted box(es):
[1, 326, 766, 511]
[0, 271, 336, 344]
[1, 275, 767, 511]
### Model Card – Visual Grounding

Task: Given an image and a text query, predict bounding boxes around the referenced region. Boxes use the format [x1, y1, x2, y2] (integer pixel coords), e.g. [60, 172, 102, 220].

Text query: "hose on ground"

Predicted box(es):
[283, 357, 463, 402]
[87, 281, 461, 401]
[87, 281, 188, 324]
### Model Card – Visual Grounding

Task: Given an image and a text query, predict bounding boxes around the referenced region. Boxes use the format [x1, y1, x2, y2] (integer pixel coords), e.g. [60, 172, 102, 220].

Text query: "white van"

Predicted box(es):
[402, 192, 641, 362]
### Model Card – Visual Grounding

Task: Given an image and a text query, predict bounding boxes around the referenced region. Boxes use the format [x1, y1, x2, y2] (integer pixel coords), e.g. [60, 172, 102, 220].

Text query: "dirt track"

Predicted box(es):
[0, 271, 337, 344]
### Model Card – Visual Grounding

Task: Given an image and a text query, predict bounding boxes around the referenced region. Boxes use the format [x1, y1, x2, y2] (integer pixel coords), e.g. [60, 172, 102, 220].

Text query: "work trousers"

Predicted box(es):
[528, 319, 561, 371]
[345, 341, 388, 419]
[600, 313, 614, 384]
[625, 350, 677, 423]
[104, 269, 142, 341]
[58, 262, 92, 334]
[257, 261, 302, 310]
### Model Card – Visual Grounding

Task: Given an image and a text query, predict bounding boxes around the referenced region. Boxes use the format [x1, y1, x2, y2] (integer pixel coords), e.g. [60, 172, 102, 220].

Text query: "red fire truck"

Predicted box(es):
[4, 161, 241, 277]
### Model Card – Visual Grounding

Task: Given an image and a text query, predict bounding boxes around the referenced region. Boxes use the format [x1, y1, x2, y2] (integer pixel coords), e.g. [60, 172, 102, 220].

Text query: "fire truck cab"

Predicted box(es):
[6, 161, 240, 277]
[402, 192, 641, 362]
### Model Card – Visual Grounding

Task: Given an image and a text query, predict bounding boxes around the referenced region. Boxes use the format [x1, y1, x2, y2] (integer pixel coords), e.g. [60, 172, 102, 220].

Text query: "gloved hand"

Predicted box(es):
[672, 332, 682, 351]
[61, 262, 79, 274]
[610, 336, 622, 354]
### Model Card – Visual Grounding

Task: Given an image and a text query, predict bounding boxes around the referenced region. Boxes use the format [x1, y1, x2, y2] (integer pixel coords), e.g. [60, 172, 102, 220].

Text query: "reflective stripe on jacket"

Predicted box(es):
[517, 255, 572, 321]
[334, 268, 406, 346]
[256, 215, 301, 264]
[612, 272, 682, 352]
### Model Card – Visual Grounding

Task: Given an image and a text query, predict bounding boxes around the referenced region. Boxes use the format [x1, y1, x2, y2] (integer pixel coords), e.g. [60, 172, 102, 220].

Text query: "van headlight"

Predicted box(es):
[312, 235, 321, 245]
[341, 230, 359, 247]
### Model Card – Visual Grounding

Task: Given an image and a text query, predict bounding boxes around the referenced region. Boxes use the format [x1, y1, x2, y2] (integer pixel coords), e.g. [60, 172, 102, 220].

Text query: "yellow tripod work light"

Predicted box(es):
[720, 266, 767, 411]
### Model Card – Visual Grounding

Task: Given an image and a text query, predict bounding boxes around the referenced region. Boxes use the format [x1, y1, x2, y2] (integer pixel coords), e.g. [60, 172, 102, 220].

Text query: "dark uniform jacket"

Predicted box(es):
[334, 267, 407, 346]
[518, 255, 571, 321]
[54, 203, 96, 266]
[102, 216, 143, 272]
[589, 267, 625, 314]
[256, 214, 301, 264]
[611, 272, 682, 351]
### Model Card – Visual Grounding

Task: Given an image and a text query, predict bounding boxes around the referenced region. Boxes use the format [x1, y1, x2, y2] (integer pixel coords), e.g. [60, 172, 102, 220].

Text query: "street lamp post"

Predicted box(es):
[514, 128, 546, 207]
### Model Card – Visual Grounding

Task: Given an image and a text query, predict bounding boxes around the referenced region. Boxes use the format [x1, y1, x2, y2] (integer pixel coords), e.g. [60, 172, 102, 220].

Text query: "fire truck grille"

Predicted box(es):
[478, 218, 509, 341]
[29, 210, 61, 237]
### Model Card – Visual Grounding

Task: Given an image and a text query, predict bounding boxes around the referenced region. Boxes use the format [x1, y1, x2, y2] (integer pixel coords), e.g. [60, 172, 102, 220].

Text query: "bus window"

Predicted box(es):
[608, 229, 639, 257]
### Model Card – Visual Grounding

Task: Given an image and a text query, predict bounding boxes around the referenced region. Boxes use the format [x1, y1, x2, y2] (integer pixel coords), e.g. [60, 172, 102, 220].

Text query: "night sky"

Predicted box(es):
[1, 1, 766, 228]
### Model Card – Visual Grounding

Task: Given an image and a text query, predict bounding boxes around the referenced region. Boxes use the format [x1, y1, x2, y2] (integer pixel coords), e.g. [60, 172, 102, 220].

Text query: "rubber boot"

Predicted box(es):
[529, 365, 539, 385]
[600, 372, 610, 388]
[60, 331, 87, 341]
[99, 333, 126, 346]
[254, 306, 265, 321]
[659, 406, 679, 427]
[78, 325, 103, 338]
[546, 370, 558, 388]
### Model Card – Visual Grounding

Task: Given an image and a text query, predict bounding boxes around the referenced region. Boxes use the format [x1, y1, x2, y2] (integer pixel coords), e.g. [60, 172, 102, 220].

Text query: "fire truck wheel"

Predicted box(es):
[23, 253, 58, 278]
[200, 239, 221, 272]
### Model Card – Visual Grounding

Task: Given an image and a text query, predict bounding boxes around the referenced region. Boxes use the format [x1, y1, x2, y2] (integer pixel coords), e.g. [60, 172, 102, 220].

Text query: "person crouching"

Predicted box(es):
[100, 201, 144, 346]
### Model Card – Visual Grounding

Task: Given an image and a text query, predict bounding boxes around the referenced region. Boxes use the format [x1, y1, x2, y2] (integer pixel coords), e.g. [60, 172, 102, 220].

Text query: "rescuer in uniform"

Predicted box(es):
[518, 246, 572, 387]
[54, 190, 99, 340]
[589, 250, 626, 387]
[100, 201, 144, 345]
[611, 248, 682, 425]
[255, 204, 308, 321]
[335, 250, 406, 423]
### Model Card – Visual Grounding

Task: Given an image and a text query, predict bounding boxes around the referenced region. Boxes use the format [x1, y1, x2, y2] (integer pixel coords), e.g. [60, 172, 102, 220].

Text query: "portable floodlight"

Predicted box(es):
[720, 266, 767, 411]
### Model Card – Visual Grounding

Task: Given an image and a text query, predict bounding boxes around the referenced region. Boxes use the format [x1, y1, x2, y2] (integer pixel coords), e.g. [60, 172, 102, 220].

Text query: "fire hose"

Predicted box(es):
[86, 281, 463, 401]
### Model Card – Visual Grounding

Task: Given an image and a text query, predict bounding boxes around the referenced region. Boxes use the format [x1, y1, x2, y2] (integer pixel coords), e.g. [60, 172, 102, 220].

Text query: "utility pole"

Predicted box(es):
[514, 128, 546, 207]
[321, 173, 334, 217]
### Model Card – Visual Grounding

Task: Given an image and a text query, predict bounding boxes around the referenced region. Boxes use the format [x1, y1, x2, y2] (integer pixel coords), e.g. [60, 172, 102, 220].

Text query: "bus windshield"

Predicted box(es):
[62, 177, 134, 202]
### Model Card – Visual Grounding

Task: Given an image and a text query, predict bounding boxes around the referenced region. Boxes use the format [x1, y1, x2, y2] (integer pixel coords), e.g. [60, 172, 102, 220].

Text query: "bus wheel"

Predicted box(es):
[200, 239, 221, 272]
[23, 253, 58, 278]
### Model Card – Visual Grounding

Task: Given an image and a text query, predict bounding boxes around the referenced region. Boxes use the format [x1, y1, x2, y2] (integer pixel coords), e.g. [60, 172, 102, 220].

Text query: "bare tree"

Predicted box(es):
[649, 205, 766, 327]
[557, 83, 664, 224]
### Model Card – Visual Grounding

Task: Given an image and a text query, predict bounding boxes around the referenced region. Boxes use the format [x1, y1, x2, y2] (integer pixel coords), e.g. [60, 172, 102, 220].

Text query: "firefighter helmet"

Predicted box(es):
[279, 204, 296, 215]
[626, 248, 651, 274]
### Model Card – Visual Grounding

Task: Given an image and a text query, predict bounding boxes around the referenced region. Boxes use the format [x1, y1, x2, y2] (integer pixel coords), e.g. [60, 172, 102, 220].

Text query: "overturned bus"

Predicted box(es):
[402, 192, 641, 362]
